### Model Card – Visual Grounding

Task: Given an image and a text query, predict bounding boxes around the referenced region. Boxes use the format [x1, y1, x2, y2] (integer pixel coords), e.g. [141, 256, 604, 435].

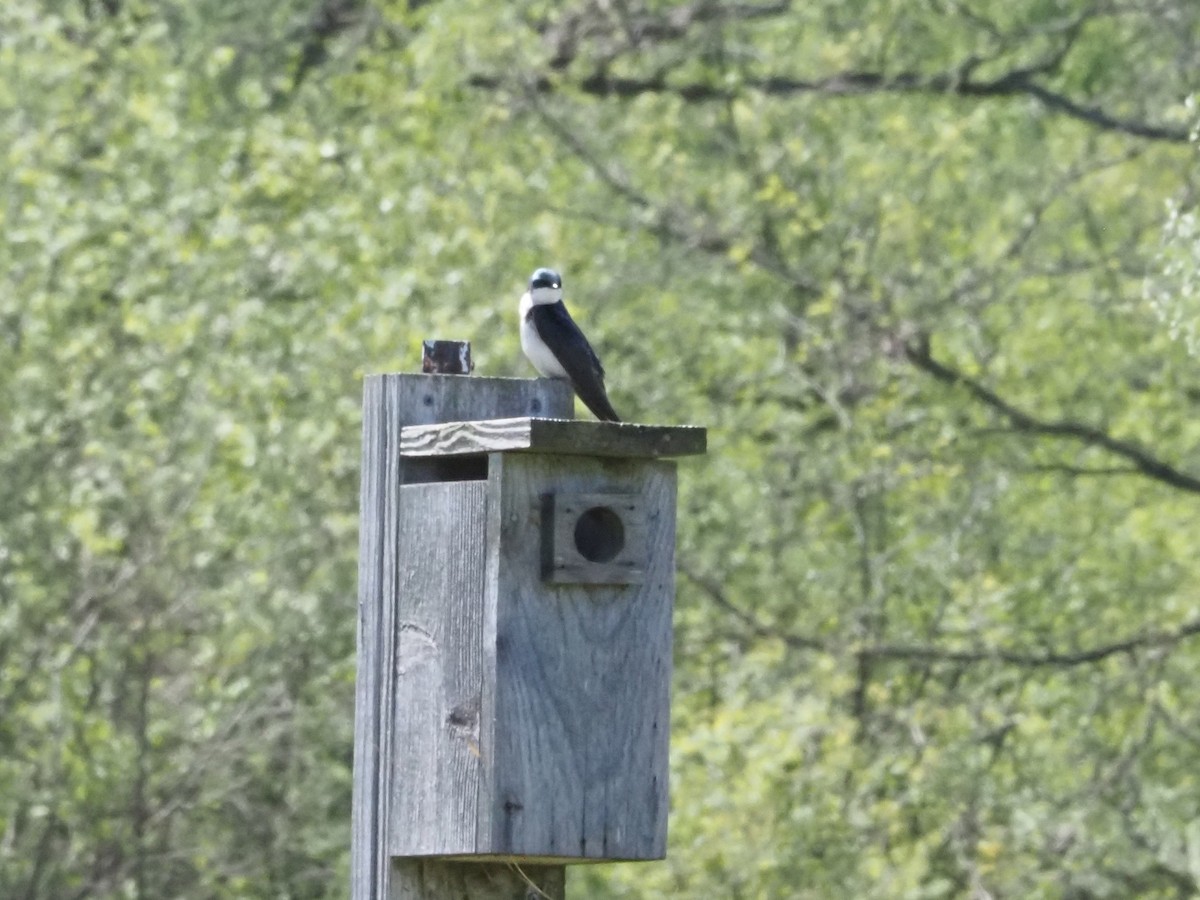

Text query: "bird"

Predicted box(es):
[519, 267, 621, 422]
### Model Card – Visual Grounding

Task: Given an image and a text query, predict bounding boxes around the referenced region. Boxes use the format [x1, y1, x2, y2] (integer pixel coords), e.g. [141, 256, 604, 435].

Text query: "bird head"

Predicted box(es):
[528, 267, 563, 305]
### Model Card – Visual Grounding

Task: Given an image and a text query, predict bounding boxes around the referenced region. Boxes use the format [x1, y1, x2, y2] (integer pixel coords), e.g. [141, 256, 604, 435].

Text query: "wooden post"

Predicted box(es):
[354, 343, 574, 900]
[353, 341, 704, 900]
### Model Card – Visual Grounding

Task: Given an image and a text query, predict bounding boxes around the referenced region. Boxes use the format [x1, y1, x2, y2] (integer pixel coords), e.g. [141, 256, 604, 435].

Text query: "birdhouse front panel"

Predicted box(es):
[480, 452, 675, 862]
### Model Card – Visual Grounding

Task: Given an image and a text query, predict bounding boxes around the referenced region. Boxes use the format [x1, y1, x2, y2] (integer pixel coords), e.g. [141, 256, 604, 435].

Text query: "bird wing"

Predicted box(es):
[531, 302, 621, 422]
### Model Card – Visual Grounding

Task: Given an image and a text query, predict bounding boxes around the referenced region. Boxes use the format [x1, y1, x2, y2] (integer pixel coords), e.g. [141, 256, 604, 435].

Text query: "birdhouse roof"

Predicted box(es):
[399, 417, 707, 460]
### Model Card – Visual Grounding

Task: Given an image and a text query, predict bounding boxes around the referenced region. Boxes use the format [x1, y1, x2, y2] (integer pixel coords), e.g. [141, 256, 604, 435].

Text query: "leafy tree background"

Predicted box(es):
[1, 1, 1198, 897]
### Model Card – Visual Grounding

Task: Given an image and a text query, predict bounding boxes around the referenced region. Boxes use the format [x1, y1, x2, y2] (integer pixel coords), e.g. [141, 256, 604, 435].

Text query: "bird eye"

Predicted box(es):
[529, 267, 563, 290]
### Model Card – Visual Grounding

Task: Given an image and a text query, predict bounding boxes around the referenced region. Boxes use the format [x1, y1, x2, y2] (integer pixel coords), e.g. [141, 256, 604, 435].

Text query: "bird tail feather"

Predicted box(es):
[575, 382, 621, 422]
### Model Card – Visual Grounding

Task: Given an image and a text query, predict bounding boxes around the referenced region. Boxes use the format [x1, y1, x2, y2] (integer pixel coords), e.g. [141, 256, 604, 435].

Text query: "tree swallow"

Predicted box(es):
[519, 267, 621, 422]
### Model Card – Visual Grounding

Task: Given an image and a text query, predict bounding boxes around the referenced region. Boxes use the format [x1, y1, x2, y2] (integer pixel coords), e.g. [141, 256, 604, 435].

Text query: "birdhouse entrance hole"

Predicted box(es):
[542, 492, 646, 585]
[574, 505, 625, 563]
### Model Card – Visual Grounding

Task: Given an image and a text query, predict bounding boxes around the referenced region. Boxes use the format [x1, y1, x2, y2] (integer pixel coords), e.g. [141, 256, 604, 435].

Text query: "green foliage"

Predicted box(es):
[1, 1, 1198, 897]
[1149, 100, 1200, 355]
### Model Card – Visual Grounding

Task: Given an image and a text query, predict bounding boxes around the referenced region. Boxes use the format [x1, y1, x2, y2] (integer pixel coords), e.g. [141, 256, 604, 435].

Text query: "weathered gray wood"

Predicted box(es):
[382, 452, 674, 862]
[391, 860, 565, 900]
[543, 492, 647, 585]
[354, 381, 383, 900]
[354, 375, 574, 900]
[390, 481, 487, 856]
[354, 375, 398, 900]
[484, 454, 675, 860]
[386, 463, 672, 860]
[384, 376, 575, 424]
[400, 416, 707, 460]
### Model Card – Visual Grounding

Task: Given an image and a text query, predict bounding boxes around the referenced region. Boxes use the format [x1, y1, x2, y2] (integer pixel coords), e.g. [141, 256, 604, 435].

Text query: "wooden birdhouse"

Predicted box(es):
[352, 360, 705, 899]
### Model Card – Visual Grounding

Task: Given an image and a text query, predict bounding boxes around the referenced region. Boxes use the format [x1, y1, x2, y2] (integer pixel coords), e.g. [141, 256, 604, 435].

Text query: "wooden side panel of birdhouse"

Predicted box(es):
[480, 453, 676, 862]
[388, 480, 489, 857]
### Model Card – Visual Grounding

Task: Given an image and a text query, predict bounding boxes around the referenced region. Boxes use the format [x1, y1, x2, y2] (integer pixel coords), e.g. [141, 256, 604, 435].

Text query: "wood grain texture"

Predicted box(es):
[484, 454, 675, 861]
[354, 375, 573, 900]
[390, 482, 488, 856]
[354, 375, 398, 900]
[390, 860, 565, 900]
[400, 416, 706, 460]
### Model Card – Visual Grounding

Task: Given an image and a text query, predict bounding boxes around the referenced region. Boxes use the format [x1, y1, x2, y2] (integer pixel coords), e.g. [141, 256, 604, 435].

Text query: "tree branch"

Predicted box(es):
[680, 564, 826, 651]
[469, 64, 1189, 143]
[518, 87, 821, 295]
[904, 336, 1200, 495]
[864, 618, 1200, 667]
[540, 0, 792, 69]
[478, 2, 1191, 142]
[682, 564, 1200, 670]
[287, 0, 364, 93]
[1013, 79, 1188, 142]
[1016, 463, 1141, 478]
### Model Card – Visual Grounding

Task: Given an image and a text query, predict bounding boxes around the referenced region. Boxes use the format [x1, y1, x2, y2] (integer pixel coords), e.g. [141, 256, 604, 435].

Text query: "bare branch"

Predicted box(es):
[680, 564, 826, 651]
[500, 0, 1190, 142]
[904, 336, 1200, 495]
[518, 86, 820, 295]
[286, 0, 365, 96]
[1016, 463, 1142, 478]
[470, 64, 1189, 144]
[1016, 79, 1189, 143]
[683, 563, 1200, 670]
[864, 619, 1200, 667]
[541, 0, 792, 68]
